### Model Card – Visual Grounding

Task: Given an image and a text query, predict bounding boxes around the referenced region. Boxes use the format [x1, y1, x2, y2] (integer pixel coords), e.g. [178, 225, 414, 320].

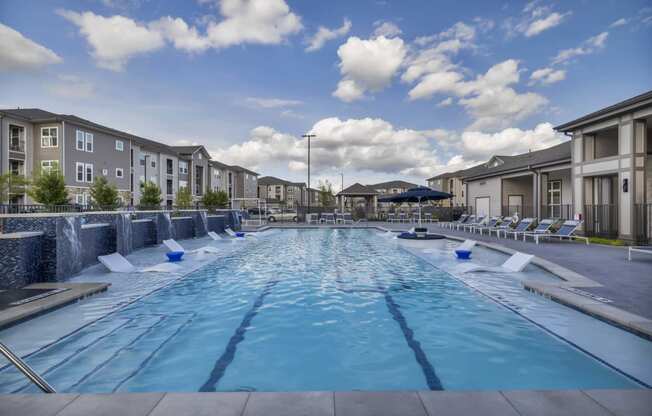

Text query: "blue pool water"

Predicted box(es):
[0, 229, 641, 392]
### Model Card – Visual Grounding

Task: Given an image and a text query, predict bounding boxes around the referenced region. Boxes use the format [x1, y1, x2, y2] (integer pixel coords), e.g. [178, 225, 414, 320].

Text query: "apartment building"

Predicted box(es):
[208, 160, 232, 194]
[257, 176, 308, 207]
[229, 165, 259, 207]
[171, 146, 211, 202]
[427, 172, 465, 207]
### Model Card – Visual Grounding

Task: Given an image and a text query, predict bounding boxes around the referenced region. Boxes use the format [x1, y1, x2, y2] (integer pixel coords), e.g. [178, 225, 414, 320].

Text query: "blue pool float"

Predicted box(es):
[236, 232, 246, 238]
[455, 249, 472, 260]
[166, 251, 184, 262]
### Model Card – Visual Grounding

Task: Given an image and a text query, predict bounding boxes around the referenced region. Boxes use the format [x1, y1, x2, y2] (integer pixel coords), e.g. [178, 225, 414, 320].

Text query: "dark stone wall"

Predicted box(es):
[132, 220, 156, 249]
[207, 215, 226, 233]
[213, 210, 241, 230]
[0, 234, 44, 289]
[172, 217, 195, 240]
[80, 224, 115, 269]
[56, 217, 83, 279]
[1, 217, 58, 278]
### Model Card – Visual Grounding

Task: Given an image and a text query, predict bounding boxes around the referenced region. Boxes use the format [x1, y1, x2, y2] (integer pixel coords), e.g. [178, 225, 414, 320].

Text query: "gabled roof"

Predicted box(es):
[337, 183, 378, 196]
[171, 145, 211, 160]
[229, 165, 259, 176]
[258, 176, 294, 186]
[209, 160, 231, 170]
[427, 171, 462, 181]
[463, 141, 571, 181]
[367, 180, 419, 189]
[555, 89, 652, 132]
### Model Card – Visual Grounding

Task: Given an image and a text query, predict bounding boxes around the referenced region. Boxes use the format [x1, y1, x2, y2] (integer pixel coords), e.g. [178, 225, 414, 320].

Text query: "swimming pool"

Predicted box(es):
[0, 229, 644, 392]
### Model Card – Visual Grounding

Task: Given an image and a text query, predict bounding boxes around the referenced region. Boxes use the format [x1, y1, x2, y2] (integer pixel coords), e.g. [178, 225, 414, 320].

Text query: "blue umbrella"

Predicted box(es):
[378, 186, 453, 225]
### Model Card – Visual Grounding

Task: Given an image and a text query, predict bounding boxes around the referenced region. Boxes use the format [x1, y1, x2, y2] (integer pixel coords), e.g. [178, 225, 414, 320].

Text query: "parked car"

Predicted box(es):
[267, 208, 298, 222]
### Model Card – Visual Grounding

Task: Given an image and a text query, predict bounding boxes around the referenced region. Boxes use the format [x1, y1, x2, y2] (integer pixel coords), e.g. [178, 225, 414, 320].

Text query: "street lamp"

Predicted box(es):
[302, 133, 316, 213]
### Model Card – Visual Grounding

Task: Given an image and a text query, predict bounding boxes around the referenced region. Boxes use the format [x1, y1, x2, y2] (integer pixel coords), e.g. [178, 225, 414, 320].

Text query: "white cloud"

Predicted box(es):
[437, 97, 453, 107]
[609, 18, 628, 28]
[48, 75, 95, 99]
[505, 3, 571, 38]
[372, 21, 402, 38]
[59, 0, 302, 70]
[552, 32, 608, 64]
[529, 67, 566, 85]
[333, 35, 406, 102]
[0, 23, 62, 71]
[58, 10, 165, 71]
[461, 122, 565, 158]
[305, 18, 351, 52]
[524, 11, 570, 36]
[244, 97, 302, 108]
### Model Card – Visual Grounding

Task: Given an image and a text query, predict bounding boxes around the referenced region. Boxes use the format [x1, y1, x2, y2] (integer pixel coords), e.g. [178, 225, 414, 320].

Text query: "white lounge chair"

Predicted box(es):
[527, 220, 589, 245]
[459, 252, 534, 273]
[225, 227, 256, 238]
[628, 246, 652, 261]
[98, 253, 181, 273]
[522, 219, 556, 243]
[207, 231, 223, 240]
[163, 239, 220, 254]
[342, 213, 353, 224]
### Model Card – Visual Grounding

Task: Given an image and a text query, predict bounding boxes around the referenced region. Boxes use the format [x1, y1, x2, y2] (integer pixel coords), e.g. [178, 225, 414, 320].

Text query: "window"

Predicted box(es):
[151, 160, 156, 168]
[76, 162, 85, 182]
[179, 161, 188, 174]
[76, 194, 84, 205]
[9, 160, 24, 176]
[166, 159, 173, 175]
[115, 140, 124, 151]
[41, 127, 58, 147]
[116, 168, 124, 178]
[85, 163, 93, 183]
[9, 125, 25, 152]
[547, 180, 562, 218]
[41, 160, 59, 172]
[198, 153, 202, 160]
[166, 179, 173, 195]
[85, 133, 94, 152]
[76, 131, 85, 150]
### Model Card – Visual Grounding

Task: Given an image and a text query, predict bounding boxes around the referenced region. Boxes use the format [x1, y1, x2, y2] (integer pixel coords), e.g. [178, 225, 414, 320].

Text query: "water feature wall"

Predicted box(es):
[195, 211, 209, 237]
[80, 223, 115, 269]
[0, 232, 44, 289]
[155, 212, 176, 243]
[207, 215, 226, 233]
[116, 214, 133, 255]
[56, 217, 83, 279]
[172, 217, 195, 240]
[132, 219, 156, 249]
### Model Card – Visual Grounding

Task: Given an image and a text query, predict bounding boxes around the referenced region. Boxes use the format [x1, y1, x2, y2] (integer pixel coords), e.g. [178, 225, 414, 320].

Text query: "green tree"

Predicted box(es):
[318, 180, 335, 207]
[89, 176, 120, 210]
[202, 189, 229, 210]
[28, 168, 69, 205]
[0, 173, 29, 203]
[139, 181, 162, 209]
[175, 186, 192, 208]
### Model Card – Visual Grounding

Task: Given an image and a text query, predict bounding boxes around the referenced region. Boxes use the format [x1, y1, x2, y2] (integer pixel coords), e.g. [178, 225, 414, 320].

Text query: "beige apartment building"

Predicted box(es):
[427, 172, 465, 207]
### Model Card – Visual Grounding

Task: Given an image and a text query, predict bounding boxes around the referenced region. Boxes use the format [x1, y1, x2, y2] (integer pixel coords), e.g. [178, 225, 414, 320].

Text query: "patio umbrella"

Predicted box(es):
[378, 186, 453, 225]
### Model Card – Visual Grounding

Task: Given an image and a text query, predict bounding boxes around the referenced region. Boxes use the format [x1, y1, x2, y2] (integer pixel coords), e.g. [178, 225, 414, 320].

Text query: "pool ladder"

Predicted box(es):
[0, 341, 56, 393]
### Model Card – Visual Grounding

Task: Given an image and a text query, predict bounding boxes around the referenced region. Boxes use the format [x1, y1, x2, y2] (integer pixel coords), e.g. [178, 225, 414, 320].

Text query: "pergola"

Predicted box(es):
[336, 183, 379, 217]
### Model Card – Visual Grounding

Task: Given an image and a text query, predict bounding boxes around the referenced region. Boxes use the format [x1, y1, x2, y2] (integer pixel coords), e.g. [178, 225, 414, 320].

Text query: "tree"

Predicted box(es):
[202, 189, 229, 210]
[139, 181, 162, 209]
[175, 186, 192, 208]
[0, 173, 29, 203]
[28, 168, 69, 205]
[89, 176, 120, 210]
[318, 180, 335, 207]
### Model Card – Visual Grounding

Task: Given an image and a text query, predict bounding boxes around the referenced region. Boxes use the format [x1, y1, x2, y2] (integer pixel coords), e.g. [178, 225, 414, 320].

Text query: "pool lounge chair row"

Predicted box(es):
[438, 215, 589, 245]
[386, 212, 438, 223]
[307, 213, 354, 224]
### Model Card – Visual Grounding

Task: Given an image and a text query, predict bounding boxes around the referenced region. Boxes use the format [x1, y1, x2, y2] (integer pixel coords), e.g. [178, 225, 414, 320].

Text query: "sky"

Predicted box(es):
[1, 0, 651, 191]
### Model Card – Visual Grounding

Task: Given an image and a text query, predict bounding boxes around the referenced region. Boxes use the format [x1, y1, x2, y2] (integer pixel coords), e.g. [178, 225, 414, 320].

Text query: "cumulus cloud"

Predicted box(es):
[244, 97, 302, 108]
[529, 67, 566, 85]
[47, 75, 95, 99]
[461, 122, 565, 158]
[372, 21, 402, 38]
[305, 18, 351, 52]
[552, 32, 608, 64]
[58, 0, 302, 71]
[333, 36, 406, 102]
[504, 2, 571, 38]
[0, 23, 62, 71]
[609, 18, 628, 28]
[437, 97, 453, 107]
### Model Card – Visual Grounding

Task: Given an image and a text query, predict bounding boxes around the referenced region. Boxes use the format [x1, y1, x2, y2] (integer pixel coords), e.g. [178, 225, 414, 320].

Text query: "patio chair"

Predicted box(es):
[423, 212, 432, 223]
[628, 246, 652, 261]
[342, 213, 353, 224]
[335, 213, 345, 224]
[473, 217, 502, 235]
[462, 215, 486, 232]
[528, 220, 589, 245]
[488, 217, 517, 237]
[459, 252, 534, 273]
[207, 231, 223, 241]
[454, 215, 474, 231]
[98, 253, 181, 273]
[387, 213, 395, 223]
[522, 219, 556, 243]
[443, 214, 468, 229]
[502, 218, 536, 240]
[398, 212, 407, 223]
[163, 239, 220, 254]
[306, 213, 319, 224]
[321, 212, 336, 224]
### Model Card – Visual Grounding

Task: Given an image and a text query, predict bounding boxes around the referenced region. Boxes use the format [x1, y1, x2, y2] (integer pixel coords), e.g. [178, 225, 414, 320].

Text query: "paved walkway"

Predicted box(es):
[2, 389, 650, 416]
[378, 222, 652, 320]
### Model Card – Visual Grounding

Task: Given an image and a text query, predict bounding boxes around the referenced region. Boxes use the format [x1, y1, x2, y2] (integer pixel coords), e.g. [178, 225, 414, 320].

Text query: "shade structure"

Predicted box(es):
[378, 186, 453, 225]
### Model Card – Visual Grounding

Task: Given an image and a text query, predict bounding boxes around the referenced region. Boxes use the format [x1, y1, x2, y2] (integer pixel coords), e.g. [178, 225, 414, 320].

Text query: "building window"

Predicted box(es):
[41, 127, 58, 147]
[115, 140, 124, 151]
[151, 160, 156, 168]
[9, 125, 25, 152]
[166, 159, 173, 175]
[85, 163, 93, 183]
[76, 162, 84, 182]
[166, 179, 173, 195]
[9, 160, 24, 176]
[547, 180, 562, 218]
[179, 161, 188, 174]
[76, 130, 84, 150]
[85, 133, 94, 152]
[140, 154, 146, 166]
[41, 160, 59, 172]
[116, 168, 124, 178]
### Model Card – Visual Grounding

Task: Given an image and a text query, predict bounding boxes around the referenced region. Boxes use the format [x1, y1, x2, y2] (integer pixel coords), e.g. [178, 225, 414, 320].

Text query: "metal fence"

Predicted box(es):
[583, 204, 619, 239]
[634, 203, 652, 244]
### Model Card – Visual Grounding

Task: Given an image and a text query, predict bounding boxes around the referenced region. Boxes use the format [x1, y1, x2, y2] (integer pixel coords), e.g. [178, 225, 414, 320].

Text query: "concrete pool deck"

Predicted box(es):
[1, 389, 651, 415]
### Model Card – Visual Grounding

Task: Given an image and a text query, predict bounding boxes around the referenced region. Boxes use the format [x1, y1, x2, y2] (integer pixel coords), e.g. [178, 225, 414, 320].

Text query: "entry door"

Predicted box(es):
[507, 195, 523, 217]
[475, 197, 490, 217]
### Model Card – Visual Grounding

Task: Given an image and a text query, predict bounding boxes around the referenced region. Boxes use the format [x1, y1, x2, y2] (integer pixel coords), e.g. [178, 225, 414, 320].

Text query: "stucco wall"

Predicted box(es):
[466, 177, 501, 216]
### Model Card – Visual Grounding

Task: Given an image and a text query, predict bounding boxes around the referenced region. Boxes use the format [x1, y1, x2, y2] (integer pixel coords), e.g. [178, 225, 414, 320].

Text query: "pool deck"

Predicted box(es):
[2, 389, 650, 415]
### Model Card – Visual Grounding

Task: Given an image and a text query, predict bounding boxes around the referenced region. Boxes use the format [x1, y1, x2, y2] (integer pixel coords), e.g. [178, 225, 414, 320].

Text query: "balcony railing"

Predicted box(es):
[9, 142, 25, 152]
[584, 204, 619, 239]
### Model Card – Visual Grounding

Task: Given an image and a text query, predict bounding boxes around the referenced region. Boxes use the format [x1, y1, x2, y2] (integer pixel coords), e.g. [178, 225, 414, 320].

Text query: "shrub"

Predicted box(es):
[89, 176, 120, 210]
[28, 168, 69, 205]
[139, 181, 162, 209]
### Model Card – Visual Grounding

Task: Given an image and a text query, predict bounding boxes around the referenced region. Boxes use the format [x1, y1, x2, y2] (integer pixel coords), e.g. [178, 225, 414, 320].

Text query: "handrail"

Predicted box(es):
[0, 341, 56, 393]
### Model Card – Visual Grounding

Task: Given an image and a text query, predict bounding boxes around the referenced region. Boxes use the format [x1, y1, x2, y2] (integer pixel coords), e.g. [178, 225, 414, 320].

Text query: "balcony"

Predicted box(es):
[9, 141, 25, 153]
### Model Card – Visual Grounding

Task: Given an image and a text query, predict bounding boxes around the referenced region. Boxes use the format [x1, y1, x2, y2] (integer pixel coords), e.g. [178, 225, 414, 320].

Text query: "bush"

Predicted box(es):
[28, 168, 69, 205]
[202, 189, 229, 211]
[0, 173, 29, 203]
[89, 176, 120, 210]
[138, 181, 162, 209]
[175, 186, 192, 209]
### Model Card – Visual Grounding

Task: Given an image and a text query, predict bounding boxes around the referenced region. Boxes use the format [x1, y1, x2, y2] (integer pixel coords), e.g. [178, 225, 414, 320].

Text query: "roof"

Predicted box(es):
[367, 180, 419, 189]
[171, 145, 212, 160]
[229, 165, 259, 176]
[426, 171, 460, 181]
[258, 176, 294, 186]
[337, 183, 378, 196]
[555, 90, 652, 132]
[463, 141, 571, 181]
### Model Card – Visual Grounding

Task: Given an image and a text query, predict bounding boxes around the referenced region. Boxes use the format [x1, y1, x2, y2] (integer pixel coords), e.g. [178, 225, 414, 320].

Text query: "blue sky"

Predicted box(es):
[1, 0, 650, 189]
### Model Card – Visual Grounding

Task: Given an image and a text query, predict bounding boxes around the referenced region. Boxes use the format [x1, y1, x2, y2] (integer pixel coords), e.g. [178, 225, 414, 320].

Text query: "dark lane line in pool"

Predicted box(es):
[199, 279, 280, 392]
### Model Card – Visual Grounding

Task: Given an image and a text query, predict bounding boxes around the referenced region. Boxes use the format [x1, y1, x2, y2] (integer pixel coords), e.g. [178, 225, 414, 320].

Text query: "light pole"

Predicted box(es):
[302, 133, 316, 213]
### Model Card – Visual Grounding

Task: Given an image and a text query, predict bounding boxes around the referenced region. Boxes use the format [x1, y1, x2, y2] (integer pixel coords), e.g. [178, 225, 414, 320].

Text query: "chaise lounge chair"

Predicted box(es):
[526, 220, 589, 245]
[225, 227, 256, 239]
[462, 215, 486, 232]
[442, 214, 468, 229]
[459, 252, 534, 273]
[422, 239, 477, 255]
[321, 213, 336, 224]
[474, 217, 502, 235]
[487, 217, 516, 237]
[342, 213, 354, 224]
[522, 219, 556, 243]
[163, 239, 220, 254]
[335, 213, 345, 224]
[502, 218, 535, 239]
[454, 215, 474, 231]
[387, 213, 395, 223]
[208, 231, 224, 241]
[98, 252, 181, 273]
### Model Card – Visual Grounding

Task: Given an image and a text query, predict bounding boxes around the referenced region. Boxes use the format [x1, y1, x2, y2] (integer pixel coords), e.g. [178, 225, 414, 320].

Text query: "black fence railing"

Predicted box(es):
[0, 203, 234, 215]
[501, 205, 536, 219]
[538, 204, 574, 220]
[634, 203, 651, 244]
[584, 204, 619, 239]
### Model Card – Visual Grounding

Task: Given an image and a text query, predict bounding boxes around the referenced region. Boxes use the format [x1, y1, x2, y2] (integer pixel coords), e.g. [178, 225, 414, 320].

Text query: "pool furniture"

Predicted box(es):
[457, 239, 477, 251]
[321, 213, 336, 224]
[166, 251, 184, 262]
[98, 253, 182, 273]
[423, 212, 432, 223]
[474, 217, 502, 235]
[398, 212, 407, 223]
[460, 252, 534, 273]
[443, 214, 468, 229]
[502, 218, 535, 239]
[306, 213, 319, 224]
[628, 246, 652, 260]
[225, 227, 255, 238]
[527, 220, 589, 245]
[454, 215, 474, 231]
[207, 231, 223, 241]
[387, 213, 395, 223]
[163, 239, 220, 254]
[463, 215, 486, 232]
[522, 219, 556, 243]
[335, 213, 345, 224]
[342, 213, 353, 224]
[455, 249, 472, 259]
[487, 217, 516, 237]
